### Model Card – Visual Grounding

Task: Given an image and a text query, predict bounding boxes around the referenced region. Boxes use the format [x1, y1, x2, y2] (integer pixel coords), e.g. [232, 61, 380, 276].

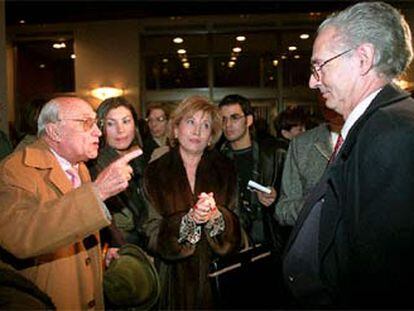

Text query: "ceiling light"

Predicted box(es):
[70, 54, 76, 59]
[232, 47, 242, 53]
[39, 64, 45, 69]
[281, 55, 287, 60]
[272, 59, 279, 66]
[300, 33, 310, 40]
[183, 62, 190, 69]
[52, 42, 66, 49]
[236, 36, 246, 42]
[177, 49, 186, 54]
[181, 57, 188, 62]
[173, 37, 184, 44]
[230, 56, 237, 61]
[294, 55, 301, 59]
[162, 58, 169, 63]
[91, 87, 124, 101]
[228, 61, 236, 68]
[19, 20, 26, 24]
[288, 46, 297, 51]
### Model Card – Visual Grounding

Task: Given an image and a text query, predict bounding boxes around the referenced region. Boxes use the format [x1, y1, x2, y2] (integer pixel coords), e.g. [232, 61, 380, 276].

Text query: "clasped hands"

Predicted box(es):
[190, 192, 221, 224]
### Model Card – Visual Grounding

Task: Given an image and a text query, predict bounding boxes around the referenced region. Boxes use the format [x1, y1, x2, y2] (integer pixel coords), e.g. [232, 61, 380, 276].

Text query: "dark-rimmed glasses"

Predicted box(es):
[58, 117, 98, 131]
[146, 116, 167, 124]
[222, 114, 245, 125]
[310, 48, 353, 81]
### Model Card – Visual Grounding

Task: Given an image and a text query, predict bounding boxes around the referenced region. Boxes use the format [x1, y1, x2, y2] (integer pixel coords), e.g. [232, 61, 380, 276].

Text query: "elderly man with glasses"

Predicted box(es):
[0, 97, 142, 309]
[283, 2, 414, 308]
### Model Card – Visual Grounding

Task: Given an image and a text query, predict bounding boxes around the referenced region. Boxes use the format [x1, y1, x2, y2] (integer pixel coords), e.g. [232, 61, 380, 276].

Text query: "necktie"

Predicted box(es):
[66, 167, 81, 188]
[328, 134, 344, 164]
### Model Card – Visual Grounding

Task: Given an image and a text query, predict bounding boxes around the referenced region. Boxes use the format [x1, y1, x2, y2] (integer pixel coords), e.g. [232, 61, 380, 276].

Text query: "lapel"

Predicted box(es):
[24, 139, 83, 194]
[318, 84, 411, 259]
[314, 124, 332, 161]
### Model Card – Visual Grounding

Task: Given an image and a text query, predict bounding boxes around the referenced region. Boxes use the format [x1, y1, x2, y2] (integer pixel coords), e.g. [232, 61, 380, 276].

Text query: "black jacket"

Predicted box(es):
[285, 84, 414, 308]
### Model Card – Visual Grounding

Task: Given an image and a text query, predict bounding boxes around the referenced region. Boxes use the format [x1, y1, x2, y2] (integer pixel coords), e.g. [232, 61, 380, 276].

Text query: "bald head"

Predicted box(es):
[38, 97, 102, 164]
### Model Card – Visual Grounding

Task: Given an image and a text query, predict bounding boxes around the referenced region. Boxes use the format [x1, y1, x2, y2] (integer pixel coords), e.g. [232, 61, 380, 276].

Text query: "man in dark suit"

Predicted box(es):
[283, 2, 414, 308]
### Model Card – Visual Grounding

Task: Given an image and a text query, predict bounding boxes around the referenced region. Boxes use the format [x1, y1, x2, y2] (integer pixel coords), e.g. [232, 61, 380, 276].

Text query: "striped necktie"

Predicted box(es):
[328, 134, 344, 164]
[66, 166, 81, 188]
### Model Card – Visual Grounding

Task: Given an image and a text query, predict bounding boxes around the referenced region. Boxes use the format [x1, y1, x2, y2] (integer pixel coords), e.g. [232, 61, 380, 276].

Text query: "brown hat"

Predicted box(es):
[103, 244, 160, 309]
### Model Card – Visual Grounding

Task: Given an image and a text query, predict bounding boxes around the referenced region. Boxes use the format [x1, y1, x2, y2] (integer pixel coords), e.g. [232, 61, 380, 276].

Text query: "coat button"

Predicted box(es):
[85, 257, 91, 266]
[87, 299, 95, 308]
[288, 275, 294, 282]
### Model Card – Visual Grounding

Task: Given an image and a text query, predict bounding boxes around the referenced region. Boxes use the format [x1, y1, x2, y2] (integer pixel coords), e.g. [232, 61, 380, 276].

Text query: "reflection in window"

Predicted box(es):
[214, 55, 260, 87]
[145, 55, 207, 89]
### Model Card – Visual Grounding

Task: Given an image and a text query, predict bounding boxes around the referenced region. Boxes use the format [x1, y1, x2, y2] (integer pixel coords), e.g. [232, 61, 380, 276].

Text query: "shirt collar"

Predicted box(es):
[49, 147, 79, 172]
[341, 88, 382, 139]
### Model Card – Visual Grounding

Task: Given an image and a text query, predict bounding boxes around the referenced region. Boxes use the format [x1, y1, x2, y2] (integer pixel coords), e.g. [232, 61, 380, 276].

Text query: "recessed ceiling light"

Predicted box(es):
[19, 20, 26, 24]
[236, 36, 246, 42]
[230, 56, 237, 61]
[232, 47, 242, 53]
[53, 42, 66, 49]
[181, 58, 188, 62]
[177, 49, 186, 54]
[281, 55, 287, 60]
[228, 61, 236, 68]
[294, 55, 301, 59]
[162, 58, 169, 63]
[70, 54, 76, 59]
[272, 59, 279, 66]
[39, 64, 45, 69]
[183, 62, 190, 69]
[288, 46, 297, 51]
[173, 37, 184, 44]
[300, 34, 310, 40]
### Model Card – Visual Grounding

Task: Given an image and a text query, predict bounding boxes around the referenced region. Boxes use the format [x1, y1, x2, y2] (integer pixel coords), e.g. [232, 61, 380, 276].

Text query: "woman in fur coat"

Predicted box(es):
[143, 95, 241, 309]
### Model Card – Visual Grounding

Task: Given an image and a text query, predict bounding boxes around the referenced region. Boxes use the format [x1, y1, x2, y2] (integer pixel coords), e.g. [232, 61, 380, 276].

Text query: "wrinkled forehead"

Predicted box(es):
[58, 98, 95, 118]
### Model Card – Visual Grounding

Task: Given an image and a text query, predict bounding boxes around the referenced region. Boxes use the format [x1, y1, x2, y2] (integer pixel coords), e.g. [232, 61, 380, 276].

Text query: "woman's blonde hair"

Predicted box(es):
[167, 95, 222, 150]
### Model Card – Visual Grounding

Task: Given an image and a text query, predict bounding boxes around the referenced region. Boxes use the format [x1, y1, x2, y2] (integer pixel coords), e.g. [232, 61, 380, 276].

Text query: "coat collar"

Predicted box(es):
[338, 84, 410, 162]
[314, 123, 332, 161]
[24, 139, 90, 194]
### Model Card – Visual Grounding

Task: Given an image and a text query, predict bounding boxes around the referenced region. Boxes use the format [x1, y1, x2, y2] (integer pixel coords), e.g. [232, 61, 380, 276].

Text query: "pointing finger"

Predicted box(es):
[117, 148, 143, 165]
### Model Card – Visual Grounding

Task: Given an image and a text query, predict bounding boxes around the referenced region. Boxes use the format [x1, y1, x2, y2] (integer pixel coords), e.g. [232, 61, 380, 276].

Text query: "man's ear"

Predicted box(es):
[356, 43, 375, 76]
[246, 115, 254, 128]
[45, 123, 61, 142]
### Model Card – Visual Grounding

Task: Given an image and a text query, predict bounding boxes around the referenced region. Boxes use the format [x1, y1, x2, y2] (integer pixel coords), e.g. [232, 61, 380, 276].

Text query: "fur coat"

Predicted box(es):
[143, 146, 241, 309]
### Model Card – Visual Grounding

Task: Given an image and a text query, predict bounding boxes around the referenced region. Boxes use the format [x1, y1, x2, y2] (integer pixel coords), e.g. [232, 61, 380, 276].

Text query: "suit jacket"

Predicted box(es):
[0, 139, 111, 309]
[284, 84, 414, 308]
[275, 124, 332, 226]
[142, 147, 241, 309]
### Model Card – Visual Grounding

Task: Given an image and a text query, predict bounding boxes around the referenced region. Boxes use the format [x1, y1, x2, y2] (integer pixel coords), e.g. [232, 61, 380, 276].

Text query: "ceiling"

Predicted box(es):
[3, 0, 383, 26]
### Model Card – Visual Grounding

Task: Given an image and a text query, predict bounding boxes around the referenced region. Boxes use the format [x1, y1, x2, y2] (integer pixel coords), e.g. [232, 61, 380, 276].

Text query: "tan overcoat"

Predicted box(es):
[0, 139, 111, 309]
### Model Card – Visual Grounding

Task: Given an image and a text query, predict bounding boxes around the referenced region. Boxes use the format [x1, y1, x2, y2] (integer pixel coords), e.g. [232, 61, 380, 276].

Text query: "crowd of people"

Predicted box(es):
[0, 1, 414, 309]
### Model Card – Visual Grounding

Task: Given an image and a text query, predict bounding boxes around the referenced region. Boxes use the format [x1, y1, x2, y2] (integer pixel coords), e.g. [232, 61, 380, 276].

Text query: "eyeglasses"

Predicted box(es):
[222, 114, 246, 125]
[58, 117, 99, 131]
[310, 48, 353, 81]
[146, 116, 167, 124]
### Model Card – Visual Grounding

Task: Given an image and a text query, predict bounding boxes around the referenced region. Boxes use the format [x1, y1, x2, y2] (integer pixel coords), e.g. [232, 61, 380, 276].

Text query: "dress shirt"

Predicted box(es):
[341, 88, 382, 139]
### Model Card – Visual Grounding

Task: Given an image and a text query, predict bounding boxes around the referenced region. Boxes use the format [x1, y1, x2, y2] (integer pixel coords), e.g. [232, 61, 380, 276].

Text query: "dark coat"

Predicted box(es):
[285, 84, 414, 308]
[88, 145, 148, 248]
[142, 147, 241, 309]
[221, 140, 286, 250]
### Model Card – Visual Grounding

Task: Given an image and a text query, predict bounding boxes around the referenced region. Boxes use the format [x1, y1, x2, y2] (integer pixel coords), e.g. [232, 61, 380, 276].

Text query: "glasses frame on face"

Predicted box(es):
[145, 116, 167, 124]
[58, 117, 98, 131]
[222, 113, 246, 126]
[310, 48, 353, 81]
